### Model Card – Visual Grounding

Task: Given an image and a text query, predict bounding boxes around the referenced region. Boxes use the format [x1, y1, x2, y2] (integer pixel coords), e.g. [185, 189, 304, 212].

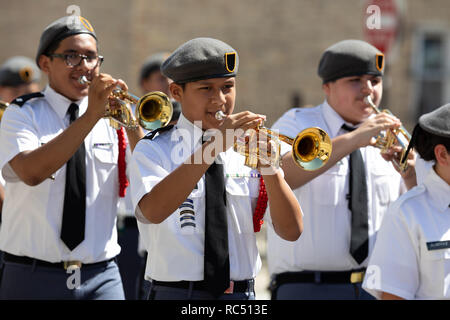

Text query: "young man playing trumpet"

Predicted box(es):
[267, 39, 417, 300]
[129, 37, 303, 300]
[0, 15, 143, 299]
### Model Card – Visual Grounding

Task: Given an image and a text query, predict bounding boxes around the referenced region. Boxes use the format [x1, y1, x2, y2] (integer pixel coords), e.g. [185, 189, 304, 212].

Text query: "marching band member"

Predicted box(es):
[129, 37, 303, 300]
[0, 56, 41, 104]
[0, 15, 143, 299]
[267, 39, 416, 300]
[363, 103, 450, 300]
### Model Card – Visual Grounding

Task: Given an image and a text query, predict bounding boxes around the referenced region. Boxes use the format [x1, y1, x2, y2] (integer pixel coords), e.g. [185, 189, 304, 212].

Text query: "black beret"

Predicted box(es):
[0, 56, 41, 86]
[161, 37, 238, 84]
[318, 39, 384, 83]
[36, 16, 97, 68]
[418, 104, 450, 138]
[139, 52, 170, 82]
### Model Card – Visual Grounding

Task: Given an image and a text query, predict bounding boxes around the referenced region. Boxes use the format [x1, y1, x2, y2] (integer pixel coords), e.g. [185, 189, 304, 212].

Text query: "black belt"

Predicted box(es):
[273, 269, 366, 285]
[152, 279, 255, 294]
[3, 252, 115, 270]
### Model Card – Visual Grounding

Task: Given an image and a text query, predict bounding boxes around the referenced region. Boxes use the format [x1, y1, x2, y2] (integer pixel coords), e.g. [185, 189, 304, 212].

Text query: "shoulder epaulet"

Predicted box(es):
[392, 185, 426, 211]
[11, 92, 44, 107]
[142, 125, 174, 140]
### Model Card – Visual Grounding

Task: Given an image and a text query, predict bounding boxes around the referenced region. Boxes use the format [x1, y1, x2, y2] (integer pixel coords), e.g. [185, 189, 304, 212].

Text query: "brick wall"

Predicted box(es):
[1, 0, 448, 129]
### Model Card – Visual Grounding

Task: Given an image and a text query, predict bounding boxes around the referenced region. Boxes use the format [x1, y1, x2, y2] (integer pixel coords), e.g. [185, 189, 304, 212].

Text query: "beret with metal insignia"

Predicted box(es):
[0, 56, 41, 87]
[161, 37, 239, 84]
[318, 39, 384, 84]
[36, 15, 97, 68]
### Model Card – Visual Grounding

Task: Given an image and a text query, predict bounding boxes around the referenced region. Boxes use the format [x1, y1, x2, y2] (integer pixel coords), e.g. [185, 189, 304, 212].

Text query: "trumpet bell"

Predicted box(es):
[236, 126, 332, 171]
[136, 91, 173, 131]
[292, 127, 332, 171]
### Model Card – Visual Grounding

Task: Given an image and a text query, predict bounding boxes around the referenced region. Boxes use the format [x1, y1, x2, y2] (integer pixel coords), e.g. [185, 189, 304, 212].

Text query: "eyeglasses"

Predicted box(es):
[49, 53, 104, 68]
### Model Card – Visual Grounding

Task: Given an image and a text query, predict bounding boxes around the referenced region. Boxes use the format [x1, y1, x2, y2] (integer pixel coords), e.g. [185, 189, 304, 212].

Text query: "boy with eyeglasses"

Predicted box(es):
[0, 15, 143, 299]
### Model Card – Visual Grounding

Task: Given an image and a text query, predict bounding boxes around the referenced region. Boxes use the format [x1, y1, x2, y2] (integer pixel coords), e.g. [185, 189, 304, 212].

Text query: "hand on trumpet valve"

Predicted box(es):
[83, 73, 129, 120]
[351, 112, 401, 149]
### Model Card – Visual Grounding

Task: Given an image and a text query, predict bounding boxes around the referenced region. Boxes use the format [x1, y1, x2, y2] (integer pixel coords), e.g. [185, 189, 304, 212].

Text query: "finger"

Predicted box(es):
[115, 79, 128, 92]
[232, 111, 265, 125]
[240, 118, 265, 131]
[369, 136, 377, 146]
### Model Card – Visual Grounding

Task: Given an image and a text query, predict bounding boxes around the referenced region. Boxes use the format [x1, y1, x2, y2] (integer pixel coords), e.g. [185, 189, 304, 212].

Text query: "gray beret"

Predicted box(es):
[139, 52, 170, 82]
[161, 37, 238, 84]
[318, 39, 384, 83]
[401, 103, 450, 164]
[419, 104, 450, 138]
[0, 56, 41, 86]
[36, 16, 97, 68]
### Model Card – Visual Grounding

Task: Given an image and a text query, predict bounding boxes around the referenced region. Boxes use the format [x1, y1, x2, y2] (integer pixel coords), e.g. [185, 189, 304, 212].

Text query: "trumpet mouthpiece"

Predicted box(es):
[364, 96, 374, 106]
[78, 76, 90, 85]
[215, 110, 226, 120]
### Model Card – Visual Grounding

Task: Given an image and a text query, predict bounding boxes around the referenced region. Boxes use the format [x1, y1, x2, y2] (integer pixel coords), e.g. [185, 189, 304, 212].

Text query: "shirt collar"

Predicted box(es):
[44, 85, 88, 120]
[175, 112, 226, 162]
[322, 99, 349, 138]
[423, 167, 450, 212]
[322, 99, 377, 137]
[175, 112, 205, 147]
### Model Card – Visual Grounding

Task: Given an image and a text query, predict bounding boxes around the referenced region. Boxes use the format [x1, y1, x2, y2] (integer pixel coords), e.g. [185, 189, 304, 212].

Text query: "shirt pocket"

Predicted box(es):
[420, 242, 450, 296]
[370, 164, 393, 205]
[311, 163, 347, 206]
[225, 177, 254, 234]
[92, 142, 117, 166]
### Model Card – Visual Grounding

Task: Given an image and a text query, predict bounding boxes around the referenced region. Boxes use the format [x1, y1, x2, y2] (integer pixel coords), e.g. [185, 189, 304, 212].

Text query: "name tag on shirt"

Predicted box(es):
[93, 142, 113, 149]
[426, 241, 450, 251]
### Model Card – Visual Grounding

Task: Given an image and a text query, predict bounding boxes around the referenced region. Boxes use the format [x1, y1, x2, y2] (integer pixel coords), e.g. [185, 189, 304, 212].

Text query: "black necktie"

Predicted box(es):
[60, 103, 86, 251]
[204, 160, 230, 297]
[342, 124, 369, 264]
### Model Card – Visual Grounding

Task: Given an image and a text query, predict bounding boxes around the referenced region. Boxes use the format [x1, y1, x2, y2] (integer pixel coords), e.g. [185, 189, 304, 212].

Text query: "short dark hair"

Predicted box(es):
[414, 125, 450, 161]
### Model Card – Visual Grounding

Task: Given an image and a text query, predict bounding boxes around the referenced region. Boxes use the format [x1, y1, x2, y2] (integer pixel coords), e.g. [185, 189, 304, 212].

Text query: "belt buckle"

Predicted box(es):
[224, 281, 234, 294]
[350, 271, 365, 283]
[63, 261, 82, 270]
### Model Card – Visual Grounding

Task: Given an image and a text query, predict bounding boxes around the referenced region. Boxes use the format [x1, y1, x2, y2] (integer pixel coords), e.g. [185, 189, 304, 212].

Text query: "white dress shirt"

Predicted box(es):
[130, 113, 268, 282]
[266, 101, 405, 275]
[363, 167, 450, 300]
[0, 85, 121, 263]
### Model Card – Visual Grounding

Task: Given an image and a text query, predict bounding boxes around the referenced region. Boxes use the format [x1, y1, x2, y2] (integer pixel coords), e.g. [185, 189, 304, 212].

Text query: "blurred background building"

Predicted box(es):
[1, 0, 449, 299]
[2, 0, 449, 129]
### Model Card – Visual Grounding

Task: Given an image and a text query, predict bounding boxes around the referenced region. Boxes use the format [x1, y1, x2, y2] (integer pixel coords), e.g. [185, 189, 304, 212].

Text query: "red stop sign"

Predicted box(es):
[364, 0, 399, 56]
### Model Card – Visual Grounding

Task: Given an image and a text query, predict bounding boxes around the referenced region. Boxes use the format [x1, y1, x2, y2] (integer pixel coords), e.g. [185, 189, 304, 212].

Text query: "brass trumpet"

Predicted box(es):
[0, 101, 9, 121]
[215, 111, 332, 170]
[78, 76, 173, 130]
[364, 96, 411, 171]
